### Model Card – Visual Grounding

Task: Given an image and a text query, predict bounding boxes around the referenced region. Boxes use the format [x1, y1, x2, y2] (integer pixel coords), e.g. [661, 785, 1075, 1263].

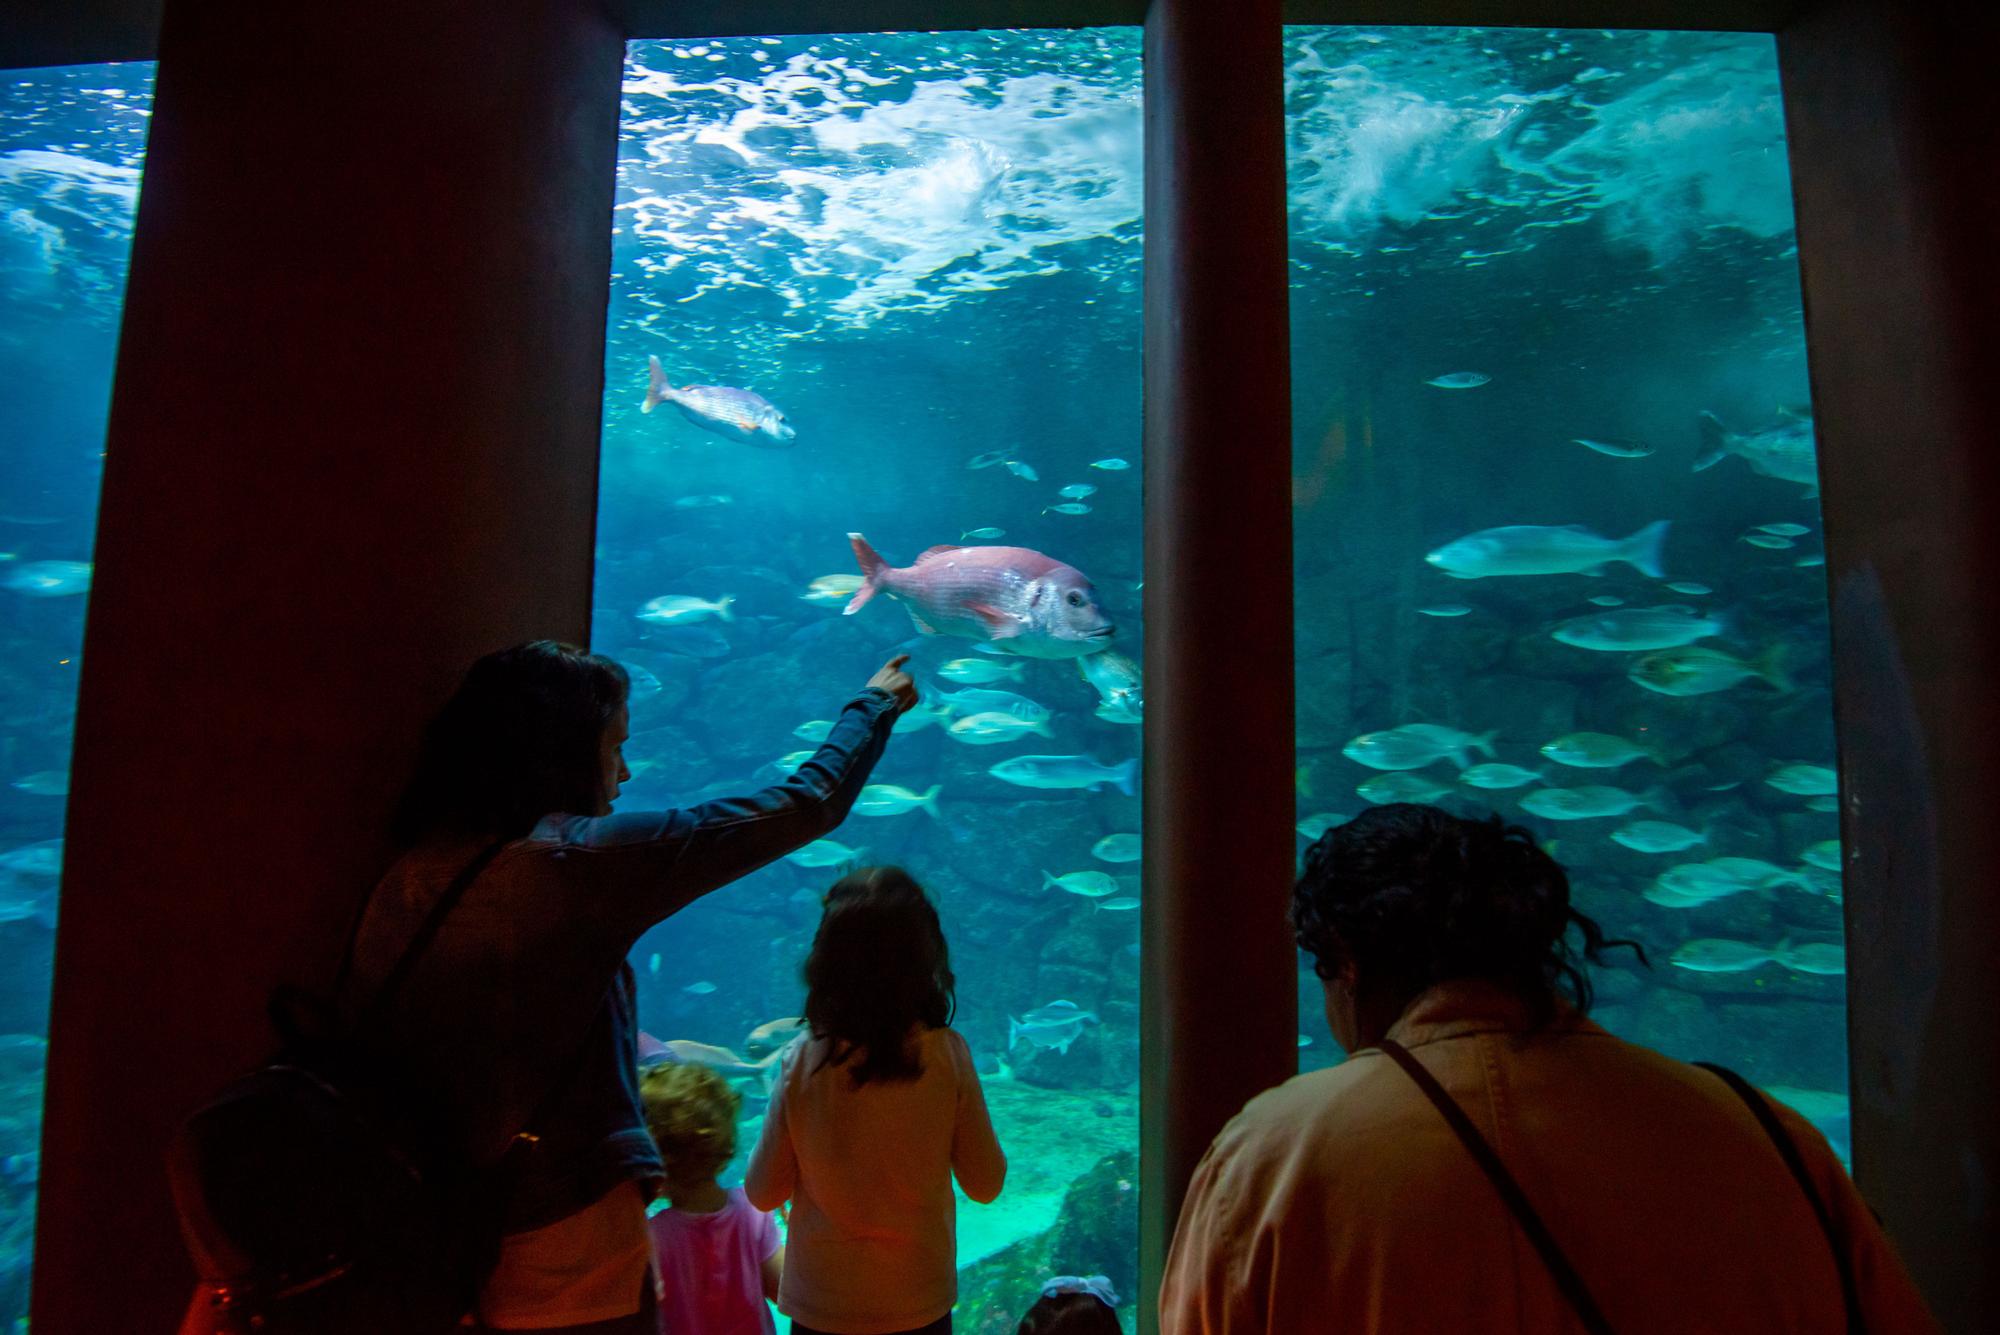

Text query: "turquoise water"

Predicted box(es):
[1286, 28, 1849, 1162]
[0, 61, 152, 1328]
[0, 22, 1851, 1333]
[595, 30, 1146, 1329]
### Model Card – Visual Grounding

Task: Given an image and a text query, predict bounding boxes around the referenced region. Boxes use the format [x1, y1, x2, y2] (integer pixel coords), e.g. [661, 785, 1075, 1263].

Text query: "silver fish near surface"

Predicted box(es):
[845, 533, 1115, 660]
[989, 754, 1137, 796]
[1425, 522, 1669, 580]
[1551, 605, 1724, 652]
[641, 355, 795, 447]
[1425, 372, 1490, 389]
[1694, 408, 1818, 497]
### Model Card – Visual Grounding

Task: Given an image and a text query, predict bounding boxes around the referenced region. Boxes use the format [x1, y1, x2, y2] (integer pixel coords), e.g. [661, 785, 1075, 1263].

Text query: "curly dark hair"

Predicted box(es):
[1292, 803, 1645, 1024]
[392, 640, 629, 846]
[804, 866, 956, 1086]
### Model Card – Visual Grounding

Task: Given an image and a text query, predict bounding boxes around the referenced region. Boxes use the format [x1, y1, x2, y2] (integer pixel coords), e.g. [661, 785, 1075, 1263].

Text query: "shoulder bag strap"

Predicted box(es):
[353, 839, 509, 1034]
[1696, 1063, 1865, 1335]
[1378, 1038, 1617, 1335]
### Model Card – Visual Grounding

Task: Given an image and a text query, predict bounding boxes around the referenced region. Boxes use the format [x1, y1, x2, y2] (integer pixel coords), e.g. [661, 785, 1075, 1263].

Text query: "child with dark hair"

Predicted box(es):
[1017, 1276, 1121, 1334]
[640, 1062, 782, 1334]
[745, 866, 1007, 1335]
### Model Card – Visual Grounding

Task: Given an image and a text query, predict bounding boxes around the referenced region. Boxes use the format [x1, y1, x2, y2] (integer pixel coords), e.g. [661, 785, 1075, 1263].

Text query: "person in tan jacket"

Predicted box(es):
[1160, 803, 1937, 1334]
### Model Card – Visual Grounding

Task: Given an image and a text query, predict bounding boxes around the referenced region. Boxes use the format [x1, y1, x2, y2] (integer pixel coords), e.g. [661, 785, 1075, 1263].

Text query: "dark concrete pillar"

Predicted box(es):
[1139, 0, 1296, 1327]
[29, 3, 624, 1329]
[1779, 4, 2000, 1326]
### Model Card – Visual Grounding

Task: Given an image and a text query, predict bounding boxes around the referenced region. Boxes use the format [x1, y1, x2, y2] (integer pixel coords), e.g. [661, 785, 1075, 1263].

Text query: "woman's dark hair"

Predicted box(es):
[392, 640, 629, 846]
[803, 866, 955, 1086]
[1017, 1292, 1120, 1335]
[1292, 803, 1646, 1024]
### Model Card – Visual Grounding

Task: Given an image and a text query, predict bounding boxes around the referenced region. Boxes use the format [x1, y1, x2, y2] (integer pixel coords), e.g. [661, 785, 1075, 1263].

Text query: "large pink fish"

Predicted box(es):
[845, 532, 1116, 659]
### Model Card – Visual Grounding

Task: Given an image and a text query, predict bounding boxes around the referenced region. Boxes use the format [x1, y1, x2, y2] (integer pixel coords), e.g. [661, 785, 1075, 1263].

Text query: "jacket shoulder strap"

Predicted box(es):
[1379, 1038, 1617, 1335]
[1696, 1062, 1865, 1335]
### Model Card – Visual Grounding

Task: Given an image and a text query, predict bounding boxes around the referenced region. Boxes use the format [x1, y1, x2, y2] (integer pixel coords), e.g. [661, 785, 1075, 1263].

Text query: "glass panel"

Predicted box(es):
[598, 31, 1142, 1328]
[1287, 29, 1848, 1160]
[0, 60, 153, 1325]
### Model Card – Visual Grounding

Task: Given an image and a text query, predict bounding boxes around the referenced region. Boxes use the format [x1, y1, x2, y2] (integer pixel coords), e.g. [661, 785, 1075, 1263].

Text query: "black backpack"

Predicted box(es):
[168, 842, 511, 1334]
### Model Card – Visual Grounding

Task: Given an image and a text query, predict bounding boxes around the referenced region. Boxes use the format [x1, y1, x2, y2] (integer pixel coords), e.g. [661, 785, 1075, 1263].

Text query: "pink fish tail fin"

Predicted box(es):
[642, 355, 672, 414]
[845, 532, 888, 615]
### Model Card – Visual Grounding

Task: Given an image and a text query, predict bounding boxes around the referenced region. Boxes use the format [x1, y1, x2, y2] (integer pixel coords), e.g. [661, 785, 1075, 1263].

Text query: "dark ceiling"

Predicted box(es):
[2, 0, 1812, 72]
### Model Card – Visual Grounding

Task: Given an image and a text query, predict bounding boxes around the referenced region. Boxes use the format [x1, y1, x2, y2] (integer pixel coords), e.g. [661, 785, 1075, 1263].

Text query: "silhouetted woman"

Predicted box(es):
[1160, 802, 1937, 1334]
[349, 641, 915, 1334]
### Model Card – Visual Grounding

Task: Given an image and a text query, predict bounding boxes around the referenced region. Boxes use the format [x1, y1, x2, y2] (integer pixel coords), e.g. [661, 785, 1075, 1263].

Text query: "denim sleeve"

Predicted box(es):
[554, 688, 899, 936]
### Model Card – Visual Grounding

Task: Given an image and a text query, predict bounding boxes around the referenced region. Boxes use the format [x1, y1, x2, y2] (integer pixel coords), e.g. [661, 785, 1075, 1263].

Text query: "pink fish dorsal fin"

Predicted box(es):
[917, 544, 965, 562]
[965, 601, 1027, 637]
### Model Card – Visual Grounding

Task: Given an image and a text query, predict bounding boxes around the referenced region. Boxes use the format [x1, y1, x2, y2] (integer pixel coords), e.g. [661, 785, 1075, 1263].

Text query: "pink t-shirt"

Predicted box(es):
[648, 1188, 780, 1335]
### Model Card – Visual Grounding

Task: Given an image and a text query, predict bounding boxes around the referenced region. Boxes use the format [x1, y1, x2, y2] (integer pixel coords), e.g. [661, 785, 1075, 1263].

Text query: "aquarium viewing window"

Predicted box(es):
[0, 59, 152, 1328]
[1286, 27, 1850, 1160]
[593, 28, 1144, 1324]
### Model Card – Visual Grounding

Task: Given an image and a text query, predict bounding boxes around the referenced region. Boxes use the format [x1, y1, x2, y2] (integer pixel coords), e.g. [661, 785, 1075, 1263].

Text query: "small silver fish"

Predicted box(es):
[1296, 812, 1347, 840]
[10, 771, 67, 797]
[3, 560, 90, 598]
[1551, 605, 1724, 652]
[1664, 581, 1712, 596]
[1419, 604, 1472, 617]
[1090, 458, 1131, 471]
[786, 839, 867, 869]
[1742, 532, 1796, 550]
[638, 594, 736, 625]
[967, 451, 1010, 470]
[1766, 763, 1838, 796]
[1779, 941, 1846, 976]
[961, 527, 1006, 540]
[941, 657, 1025, 685]
[1799, 840, 1842, 872]
[1587, 595, 1625, 607]
[1044, 870, 1118, 899]
[1610, 821, 1707, 854]
[1426, 372, 1490, 389]
[854, 784, 943, 818]
[1458, 763, 1544, 790]
[1356, 772, 1452, 805]
[1517, 785, 1655, 821]
[947, 711, 1055, 745]
[1058, 484, 1098, 500]
[1005, 460, 1040, 481]
[1092, 833, 1141, 863]
[989, 754, 1137, 795]
[684, 980, 719, 995]
[1757, 523, 1811, 537]
[1695, 409, 1818, 497]
[1670, 939, 1777, 973]
[793, 720, 834, 743]
[1044, 503, 1092, 515]
[1098, 897, 1141, 911]
[1426, 522, 1669, 580]
[1573, 437, 1654, 458]
[673, 494, 734, 508]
